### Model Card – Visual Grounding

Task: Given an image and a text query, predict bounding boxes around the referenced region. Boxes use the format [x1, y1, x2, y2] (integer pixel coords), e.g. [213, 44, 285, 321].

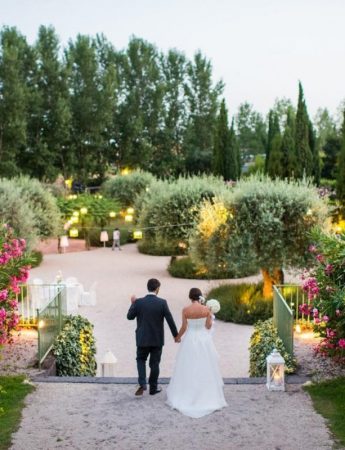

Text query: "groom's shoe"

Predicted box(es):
[149, 387, 162, 395]
[135, 385, 147, 396]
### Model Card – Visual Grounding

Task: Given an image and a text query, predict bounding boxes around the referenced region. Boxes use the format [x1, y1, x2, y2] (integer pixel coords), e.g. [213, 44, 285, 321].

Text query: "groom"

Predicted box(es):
[127, 278, 179, 396]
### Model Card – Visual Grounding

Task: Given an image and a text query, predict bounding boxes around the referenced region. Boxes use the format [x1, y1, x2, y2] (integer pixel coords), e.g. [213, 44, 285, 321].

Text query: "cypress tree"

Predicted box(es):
[266, 112, 282, 177]
[213, 99, 230, 178]
[337, 111, 345, 208]
[281, 109, 297, 178]
[294, 82, 313, 178]
[309, 120, 320, 185]
[226, 118, 239, 180]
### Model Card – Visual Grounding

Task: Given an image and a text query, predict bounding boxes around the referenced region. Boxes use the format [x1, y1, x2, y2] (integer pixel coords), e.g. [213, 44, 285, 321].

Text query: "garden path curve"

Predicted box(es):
[30, 243, 258, 377]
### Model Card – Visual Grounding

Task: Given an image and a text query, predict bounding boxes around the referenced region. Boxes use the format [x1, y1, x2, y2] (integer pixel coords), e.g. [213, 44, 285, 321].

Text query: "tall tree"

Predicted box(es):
[337, 111, 345, 208]
[265, 111, 281, 175]
[0, 27, 28, 176]
[21, 26, 71, 180]
[314, 107, 336, 149]
[294, 82, 313, 178]
[184, 52, 223, 174]
[321, 135, 341, 180]
[159, 49, 187, 176]
[281, 109, 297, 178]
[309, 119, 320, 185]
[66, 34, 116, 182]
[235, 102, 266, 157]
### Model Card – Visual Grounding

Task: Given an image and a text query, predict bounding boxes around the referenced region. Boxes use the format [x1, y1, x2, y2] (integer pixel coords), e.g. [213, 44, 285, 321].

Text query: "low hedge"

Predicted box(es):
[53, 315, 97, 376]
[86, 227, 131, 248]
[137, 239, 186, 256]
[168, 256, 259, 280]
[206, 283, 272, 325]
[249, 318, 296, 377]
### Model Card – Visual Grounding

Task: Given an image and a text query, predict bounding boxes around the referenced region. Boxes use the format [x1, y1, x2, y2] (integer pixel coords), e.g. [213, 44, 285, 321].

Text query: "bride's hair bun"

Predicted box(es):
[189, 287, 202, 301]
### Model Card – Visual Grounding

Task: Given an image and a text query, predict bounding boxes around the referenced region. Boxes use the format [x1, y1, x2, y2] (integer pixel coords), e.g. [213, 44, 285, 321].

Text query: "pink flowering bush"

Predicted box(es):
[302, 229, 345, 363]
[0, 224, 33, 346]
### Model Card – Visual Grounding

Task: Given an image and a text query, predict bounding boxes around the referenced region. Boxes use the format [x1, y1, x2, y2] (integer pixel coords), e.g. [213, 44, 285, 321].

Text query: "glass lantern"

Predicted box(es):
[101, 350, 118, 377]
[100, 230, 109, 247]
[266, 348, 285, 391]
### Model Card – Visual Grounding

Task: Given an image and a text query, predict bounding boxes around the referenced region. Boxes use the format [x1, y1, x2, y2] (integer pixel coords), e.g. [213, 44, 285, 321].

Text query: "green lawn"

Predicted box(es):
[0, 376, 35, 450]
[305, 377, 345, 448]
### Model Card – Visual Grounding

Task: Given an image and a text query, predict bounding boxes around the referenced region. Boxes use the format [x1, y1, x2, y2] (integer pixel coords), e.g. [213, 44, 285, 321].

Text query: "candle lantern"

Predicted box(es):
[101, 350, 117, 377]
[125, 214, 133, 222]
[100, 230, 109, 247]
[266, 348, 285, 391]
[60, 235, 69, 253]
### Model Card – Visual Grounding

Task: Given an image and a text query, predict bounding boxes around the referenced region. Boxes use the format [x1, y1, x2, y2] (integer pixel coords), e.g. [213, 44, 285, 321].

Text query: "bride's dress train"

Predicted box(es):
[166, 318, 227, 418]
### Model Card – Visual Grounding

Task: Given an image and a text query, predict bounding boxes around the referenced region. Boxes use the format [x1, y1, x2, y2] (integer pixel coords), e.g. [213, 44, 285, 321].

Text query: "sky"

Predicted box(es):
[1, 0, 344, 118]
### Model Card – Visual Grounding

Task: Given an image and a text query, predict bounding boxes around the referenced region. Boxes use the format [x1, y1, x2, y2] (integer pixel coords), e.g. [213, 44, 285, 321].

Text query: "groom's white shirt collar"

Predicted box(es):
[147, 292, 157, 296]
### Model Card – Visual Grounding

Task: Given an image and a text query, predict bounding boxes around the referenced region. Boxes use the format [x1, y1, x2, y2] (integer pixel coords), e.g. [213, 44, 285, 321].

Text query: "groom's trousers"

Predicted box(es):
[136, 346, 162, 390]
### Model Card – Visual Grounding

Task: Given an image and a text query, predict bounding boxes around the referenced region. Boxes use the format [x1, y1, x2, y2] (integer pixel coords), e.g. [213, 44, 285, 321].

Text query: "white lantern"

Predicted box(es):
[100, 230, 109, 247]
[101, 350, 117, 377]
[60, 236, 69, 253]
[266, 348, 285, 391]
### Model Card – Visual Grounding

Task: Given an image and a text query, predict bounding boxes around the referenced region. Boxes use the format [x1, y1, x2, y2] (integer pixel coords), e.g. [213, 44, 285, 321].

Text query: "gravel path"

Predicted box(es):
[10, 382, 335, 450]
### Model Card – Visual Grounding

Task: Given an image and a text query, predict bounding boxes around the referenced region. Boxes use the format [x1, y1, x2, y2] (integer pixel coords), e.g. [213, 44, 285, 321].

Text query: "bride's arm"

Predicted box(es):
[176, 310, 188, 340]
[205, 310, 213, 329]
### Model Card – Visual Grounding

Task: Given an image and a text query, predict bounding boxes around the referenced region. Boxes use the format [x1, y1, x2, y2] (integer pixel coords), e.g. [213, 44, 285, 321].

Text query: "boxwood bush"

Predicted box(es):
[53, 315, 97, 376]
[206, 283, 272, 324]
[249, 318, 296, 377]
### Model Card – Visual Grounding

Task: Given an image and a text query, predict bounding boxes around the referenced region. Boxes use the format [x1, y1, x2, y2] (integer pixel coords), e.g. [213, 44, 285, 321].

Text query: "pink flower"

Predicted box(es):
[336, 309, 341, 317]
[338, 339, 345, 349]
[324, 264, 334, 275]
[0, 308, 7, 322]
[326, 328, 336, 338]
[312, 308, 319, 318]
[314, 318, 321, 324]
[316, 254, 325, 263]
[322, 315, 330, 323]
[0, 289, 8, 301]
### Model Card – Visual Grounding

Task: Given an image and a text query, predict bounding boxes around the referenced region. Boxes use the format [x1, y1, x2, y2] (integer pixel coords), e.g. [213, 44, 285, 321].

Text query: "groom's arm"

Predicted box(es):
[127, 298, 138, 320]
[163, 300, 178, 337]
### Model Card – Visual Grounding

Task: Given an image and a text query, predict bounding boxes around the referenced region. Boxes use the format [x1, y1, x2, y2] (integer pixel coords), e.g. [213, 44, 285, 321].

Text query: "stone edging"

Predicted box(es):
[32, 375, 310, 385]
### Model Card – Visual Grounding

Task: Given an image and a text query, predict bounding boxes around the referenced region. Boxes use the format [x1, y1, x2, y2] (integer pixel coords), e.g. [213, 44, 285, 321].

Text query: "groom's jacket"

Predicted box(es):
[127, 294, 178, 347]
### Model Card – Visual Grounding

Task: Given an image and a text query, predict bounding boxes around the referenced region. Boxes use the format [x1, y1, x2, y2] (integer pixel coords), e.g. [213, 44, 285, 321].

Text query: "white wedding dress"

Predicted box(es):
[166, 318, 228, 418]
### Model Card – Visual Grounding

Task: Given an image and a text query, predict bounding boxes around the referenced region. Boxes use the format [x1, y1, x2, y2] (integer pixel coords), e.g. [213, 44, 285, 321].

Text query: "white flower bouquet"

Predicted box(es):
[206, 299, 221, 314]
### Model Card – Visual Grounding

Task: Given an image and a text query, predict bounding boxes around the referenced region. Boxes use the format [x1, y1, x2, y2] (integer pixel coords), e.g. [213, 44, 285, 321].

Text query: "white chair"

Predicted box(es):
[64, 277, 84, 314]
[79, 282, 97, 306]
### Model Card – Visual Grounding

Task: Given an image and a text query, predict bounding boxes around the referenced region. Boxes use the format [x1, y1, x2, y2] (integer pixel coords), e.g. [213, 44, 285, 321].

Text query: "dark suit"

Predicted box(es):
[127, 293, 178, 391]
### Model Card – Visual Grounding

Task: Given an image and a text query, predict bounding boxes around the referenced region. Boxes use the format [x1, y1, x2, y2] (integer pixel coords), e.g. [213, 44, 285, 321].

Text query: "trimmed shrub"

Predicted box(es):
[249, 318, 296, 377]
[102, 170, 156, 207]
[206, 283, 271, 325]
[137, 175, 227, 255]
[0, 176, 62, 249]
[53, 315, 97, 376]
[87, 226, 130, 247]
[168, 256, 258, 280]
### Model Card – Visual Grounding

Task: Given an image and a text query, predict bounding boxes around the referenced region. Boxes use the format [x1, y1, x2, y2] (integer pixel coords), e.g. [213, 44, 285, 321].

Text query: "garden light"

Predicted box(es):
[295, 324, 301, 333]
[101, 350, 117, 377]
[72, 211, 79, 217]
[125, 214, 133, 222]
[121, 167, 130, 176]
[65, 178, 73, 189]
[38, 319, 45, 329]
[133, 230, 143, 240]
[80, 207, 88, 215]
[69, 228, 79, 238]
[70, 216, 79, 224]
[60, 236, 69, 253]
[109, 211, 116, 218]
[266, 348, 285, 391]
[127, 207, 134, 214]
[100, 230, 109, 247]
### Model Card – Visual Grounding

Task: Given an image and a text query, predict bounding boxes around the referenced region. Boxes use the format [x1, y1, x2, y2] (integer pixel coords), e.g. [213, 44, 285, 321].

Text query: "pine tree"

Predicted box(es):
[337, 111, 345, 208]
[294, 82, 313, 178]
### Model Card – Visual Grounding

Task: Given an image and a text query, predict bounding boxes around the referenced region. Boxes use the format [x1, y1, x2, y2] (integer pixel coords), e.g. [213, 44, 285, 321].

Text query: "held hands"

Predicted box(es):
[174, 336, 181, 343]
[130, 294, 136, 304]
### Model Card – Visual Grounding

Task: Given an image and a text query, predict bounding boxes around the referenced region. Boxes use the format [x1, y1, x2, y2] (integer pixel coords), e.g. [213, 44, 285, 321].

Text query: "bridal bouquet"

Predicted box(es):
[206, 299, 221, 314]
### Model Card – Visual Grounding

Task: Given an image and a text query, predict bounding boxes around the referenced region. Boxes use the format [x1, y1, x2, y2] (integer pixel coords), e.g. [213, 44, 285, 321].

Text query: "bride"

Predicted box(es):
[166, 288, 228, 418]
